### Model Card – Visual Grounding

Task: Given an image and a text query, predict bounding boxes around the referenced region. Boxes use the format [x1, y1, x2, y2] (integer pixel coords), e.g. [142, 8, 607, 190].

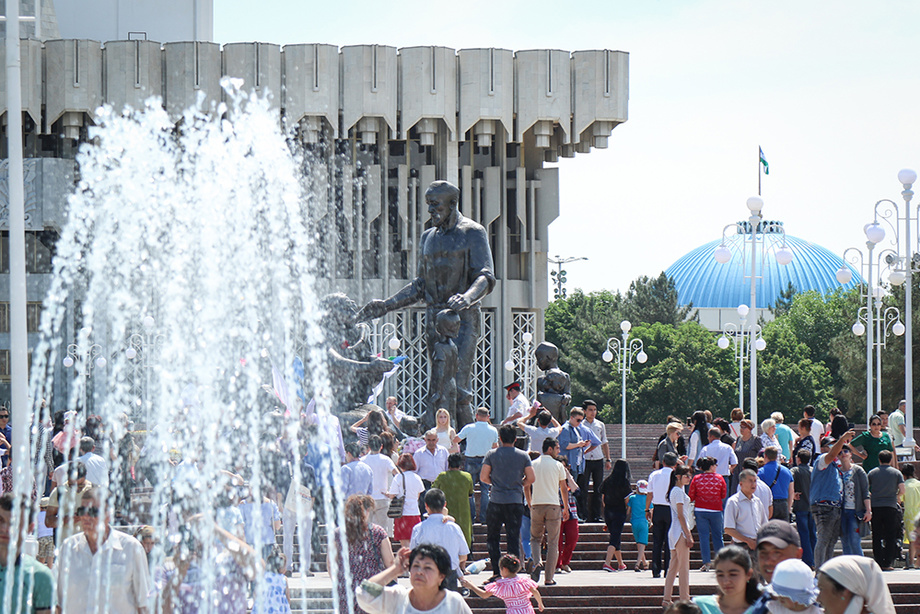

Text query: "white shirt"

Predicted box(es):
[736, 478, 774, 510]
[699, 440, 738, 476]
[810, 419, 825, 448]
[77, 452, 109, 487]
[57, 528, 151, 614]
[413, 445, 449, 481]
[583, 418, 608, 461]
[724, 491, 768, 541]
[506, 394, 530, 421]
[520, 424, 561, 454]
[389, 471, 426, 516]
[648, 467, 673, 506]
[363, 453, 397, 500]
[409, 513, 470, 572]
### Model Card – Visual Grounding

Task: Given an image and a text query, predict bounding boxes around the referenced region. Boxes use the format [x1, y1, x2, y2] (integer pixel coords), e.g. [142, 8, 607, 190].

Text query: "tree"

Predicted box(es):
[622, 272, 697, 326]
[771, 281, 797, 317]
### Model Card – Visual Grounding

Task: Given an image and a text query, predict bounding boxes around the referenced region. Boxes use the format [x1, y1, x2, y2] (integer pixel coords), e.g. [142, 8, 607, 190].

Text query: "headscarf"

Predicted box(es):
[819, 555, 895, 614]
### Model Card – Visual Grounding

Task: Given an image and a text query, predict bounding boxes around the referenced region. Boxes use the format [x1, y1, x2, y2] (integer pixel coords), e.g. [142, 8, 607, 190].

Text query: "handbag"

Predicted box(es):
[387, 471, 406, 519]
[285, 481, 314, 515]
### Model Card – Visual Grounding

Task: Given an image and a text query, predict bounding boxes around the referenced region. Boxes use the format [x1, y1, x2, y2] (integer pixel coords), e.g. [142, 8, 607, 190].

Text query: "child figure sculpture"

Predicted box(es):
[426, 309, 468, 428]
[535, 341, 571, 423]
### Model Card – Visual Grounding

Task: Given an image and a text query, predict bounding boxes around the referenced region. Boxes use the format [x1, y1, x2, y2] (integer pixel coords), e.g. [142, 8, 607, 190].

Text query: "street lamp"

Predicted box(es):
[713, 196, 792, 429]
[63, 326, 107, 412]
[548, 255, 588, 300]
[851, 295, 904, 417]
[602, 320, 648, 460]
[355, 320, 402, 356]
[505, 331, 534, 401]
[126, 315, 165, 429]
[717, 304, 765, 413]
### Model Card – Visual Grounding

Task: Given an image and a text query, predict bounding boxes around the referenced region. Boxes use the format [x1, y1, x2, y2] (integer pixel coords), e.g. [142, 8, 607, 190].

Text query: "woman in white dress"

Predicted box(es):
[663, 465, 694, 606]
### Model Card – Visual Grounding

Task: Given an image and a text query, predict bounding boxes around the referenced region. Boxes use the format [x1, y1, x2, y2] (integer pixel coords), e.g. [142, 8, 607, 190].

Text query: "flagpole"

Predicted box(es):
[758, 146, 762, 196]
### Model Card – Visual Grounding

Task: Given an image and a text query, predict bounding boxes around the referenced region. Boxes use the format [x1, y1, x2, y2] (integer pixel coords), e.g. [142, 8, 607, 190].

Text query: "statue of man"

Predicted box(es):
[357, 180, 496, 429]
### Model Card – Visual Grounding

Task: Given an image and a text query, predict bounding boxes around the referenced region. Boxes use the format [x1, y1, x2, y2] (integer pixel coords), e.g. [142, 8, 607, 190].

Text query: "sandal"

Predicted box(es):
[545, 580, 557, 586]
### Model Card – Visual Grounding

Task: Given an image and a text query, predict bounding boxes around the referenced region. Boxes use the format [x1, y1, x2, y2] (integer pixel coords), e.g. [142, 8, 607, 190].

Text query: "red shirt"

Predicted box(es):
[689, 472, 727, 512]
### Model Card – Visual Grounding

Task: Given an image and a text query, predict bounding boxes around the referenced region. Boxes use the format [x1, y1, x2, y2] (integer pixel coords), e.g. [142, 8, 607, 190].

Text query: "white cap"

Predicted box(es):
[767, 559, 819, 606]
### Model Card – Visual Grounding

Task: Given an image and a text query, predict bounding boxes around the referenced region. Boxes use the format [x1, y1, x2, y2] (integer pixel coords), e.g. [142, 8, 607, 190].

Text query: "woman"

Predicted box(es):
[692, 545, 761, 614]
[759, 419, 782, 459]
[332, 495, 395, 614]
[600, 459, 632, 572]
[434, 408, 460, 454]
[713, 419, 735, 446]
[732, 420, 763, 493]
[689, 457, 726, 572]
[729, 408, 744, 441]
[817, 555, 896, 614]
[431, 453, 474, 548]
[688, 411, 709, 463]
[791, 419, 818, 466]
[850, 414, 897, 472]
[829, 407, 850, 440]
[388, 453, 426, 548]
[357, 544, 473, 614]
[663, 465, 693, 606]
[837, 446, 870, 556]
[658, 422, 687, 467]
[351, 410, 393, 448]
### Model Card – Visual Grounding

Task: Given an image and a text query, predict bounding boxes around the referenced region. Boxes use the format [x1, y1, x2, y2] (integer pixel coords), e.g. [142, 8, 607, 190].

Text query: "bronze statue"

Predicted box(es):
[357, 181, 496, 429]
[535, 341, 571, 423]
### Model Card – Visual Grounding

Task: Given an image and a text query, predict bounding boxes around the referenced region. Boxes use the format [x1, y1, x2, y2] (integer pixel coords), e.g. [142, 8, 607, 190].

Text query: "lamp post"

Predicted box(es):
[62, 327, 107, 413]
[602, 320, 647, 460]
[355, 320, 402, 356]
[504, 331, 534, 401]
[548, 255, 588, 300]
[713, 196, 792, 428]
[851, 296, 905, 417]
[126, 315, 165, 429]
[717, 304, 766, 413]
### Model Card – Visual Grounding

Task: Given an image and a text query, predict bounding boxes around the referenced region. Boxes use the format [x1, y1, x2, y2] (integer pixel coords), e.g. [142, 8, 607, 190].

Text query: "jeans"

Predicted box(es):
[651, 505, 671, 576]
[582, 459, 605, 521]
[812, 504, 841, 568]
[283, 506, 312, 573]
[465, 457, 490, 523]
[695, 510, 724, 565]
[486, 503, 524, 574]
[794, 509, 817, 568]
[872, 506, 902, 569]
[840, 508, 863, 556]
[530, 504, 562, 583]
[521, 514, 532, 559]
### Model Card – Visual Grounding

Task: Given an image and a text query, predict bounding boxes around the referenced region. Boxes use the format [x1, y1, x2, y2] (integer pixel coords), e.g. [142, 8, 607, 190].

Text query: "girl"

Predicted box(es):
[462, 554, 544, 614]
[663, 465, 694, 606]
[434, 408, 460, 454]
[693, 545, 761, 614]
[600, 459, 631, 572]
[556, 455, 580, 574]
[627, 480, 650, 571]
[253, 545, 292, 614]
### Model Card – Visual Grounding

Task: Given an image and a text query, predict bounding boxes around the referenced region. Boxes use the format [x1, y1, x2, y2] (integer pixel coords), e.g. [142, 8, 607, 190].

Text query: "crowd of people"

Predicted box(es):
[0, 388, 916, 614]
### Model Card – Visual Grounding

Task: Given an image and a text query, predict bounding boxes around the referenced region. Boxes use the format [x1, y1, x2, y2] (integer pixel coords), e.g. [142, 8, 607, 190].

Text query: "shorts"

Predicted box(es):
[38, 535, 54, 559]
[394, 515, 421, 541]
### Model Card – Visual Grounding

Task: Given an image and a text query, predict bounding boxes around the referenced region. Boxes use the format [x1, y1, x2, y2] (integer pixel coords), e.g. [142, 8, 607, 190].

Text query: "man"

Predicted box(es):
[890, 400, 907, 448]
[755, 519, 803, 583]
[57, 487, 150, 613]
[738, 458, 773, 519]
[501, 382, 530, 425]
[46, 461, 93, 548]
[646, 451, 677, 578]
[454, 407, 499, 524]
[76, 436, 109, 488]
[409, 488, 470, 593]
[771, 412, 796, 461]
[809, 431, 855, 567]
[414, 429, 449, 516]
[362, 435, 397, 533]
[481, 424, 535, 582]
[527, 437, 568, 585]
[791, 449, 817, 567]
[385, 396, 407, 429]
[0, 493, 54, 613]
[804, 405, 824, 449]
[359, 180, 496, 429]
[699, 427, 737, 496]
[557, 407, 602, 521]
[516, 407, 562, 455]
[340, 442, 373, 499]
[725, 469, 769, 553]
[0, 408, 10, 468]
[757, 447, 794, 521]
[837, 444, 871, 556]
[581, 400, 611, 523]
[867, 449, 905, 570]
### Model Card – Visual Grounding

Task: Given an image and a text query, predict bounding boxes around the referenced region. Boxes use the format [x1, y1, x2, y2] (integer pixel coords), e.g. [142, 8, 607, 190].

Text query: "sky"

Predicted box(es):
[215, 0, 920, 296]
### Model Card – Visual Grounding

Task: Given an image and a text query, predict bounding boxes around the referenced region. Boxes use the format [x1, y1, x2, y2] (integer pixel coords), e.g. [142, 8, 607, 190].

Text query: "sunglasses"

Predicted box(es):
[76, 506, 100, 517]
[0, 415, 9, 419]
[870, 422, 881, 427]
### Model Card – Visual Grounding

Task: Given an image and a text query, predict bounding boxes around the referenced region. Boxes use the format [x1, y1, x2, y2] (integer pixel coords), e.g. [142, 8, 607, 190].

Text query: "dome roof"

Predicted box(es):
[665, 225, 861, 309]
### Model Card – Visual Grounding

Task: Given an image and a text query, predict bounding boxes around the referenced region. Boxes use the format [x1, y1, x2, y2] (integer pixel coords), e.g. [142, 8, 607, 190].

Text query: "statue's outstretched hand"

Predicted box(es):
[447, 293, 472, 311]
[357, 299, 388, 322]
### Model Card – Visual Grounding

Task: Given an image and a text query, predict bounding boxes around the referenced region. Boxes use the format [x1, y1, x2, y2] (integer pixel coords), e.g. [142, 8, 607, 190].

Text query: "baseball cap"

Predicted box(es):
[637, 480, 650, 494]
[757, 520, 801, 549]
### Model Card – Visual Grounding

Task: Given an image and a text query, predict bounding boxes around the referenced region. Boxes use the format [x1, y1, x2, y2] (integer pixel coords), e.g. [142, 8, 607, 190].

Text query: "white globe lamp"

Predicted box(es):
[836, 266, 853, 285]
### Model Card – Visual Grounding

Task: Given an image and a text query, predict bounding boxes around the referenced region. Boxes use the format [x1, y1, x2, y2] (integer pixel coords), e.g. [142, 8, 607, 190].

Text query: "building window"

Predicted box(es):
[0, 349, 32, 382]
[27, 302, 42, 332]
[0, 231, 55, 274]
[0, 303, 7, 333]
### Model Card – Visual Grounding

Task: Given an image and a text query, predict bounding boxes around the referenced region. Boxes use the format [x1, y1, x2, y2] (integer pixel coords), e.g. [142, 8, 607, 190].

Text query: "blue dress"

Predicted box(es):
[628, 493, 649, 545]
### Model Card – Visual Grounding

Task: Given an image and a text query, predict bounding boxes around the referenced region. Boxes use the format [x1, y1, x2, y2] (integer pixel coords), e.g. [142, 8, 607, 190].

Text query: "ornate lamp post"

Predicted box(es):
[602, 320, 647, 460]
[717, 304, 766, 413]
[548, 255, 587, 300]
[505, 331, 534, 401]
[713, 196, 793, 428]
[355, 319, 402, 356]
[125, 315, 165, 429]
[62, 327, 107, 412]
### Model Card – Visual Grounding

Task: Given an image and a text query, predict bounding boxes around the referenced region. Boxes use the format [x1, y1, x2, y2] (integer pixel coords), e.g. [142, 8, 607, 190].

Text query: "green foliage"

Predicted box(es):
[623, 272, 697, 325]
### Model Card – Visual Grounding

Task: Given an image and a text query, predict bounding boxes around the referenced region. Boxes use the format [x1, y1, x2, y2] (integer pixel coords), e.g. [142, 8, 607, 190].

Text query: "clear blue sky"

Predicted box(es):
[215, 0, 920, 295]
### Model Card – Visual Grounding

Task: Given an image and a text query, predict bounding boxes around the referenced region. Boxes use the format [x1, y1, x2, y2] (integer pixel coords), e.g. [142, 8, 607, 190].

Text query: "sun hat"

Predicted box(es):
[637, 480, 649, 494]
[766, 559, 819, 605]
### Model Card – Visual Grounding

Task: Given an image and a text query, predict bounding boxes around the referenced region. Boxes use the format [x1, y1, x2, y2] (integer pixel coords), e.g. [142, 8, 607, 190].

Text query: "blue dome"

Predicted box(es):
[665, 226, 862, 309]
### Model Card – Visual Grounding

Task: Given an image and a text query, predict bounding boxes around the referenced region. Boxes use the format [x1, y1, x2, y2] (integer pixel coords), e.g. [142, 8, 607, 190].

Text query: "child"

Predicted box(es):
[627, 480, 650, 571]
[556, 456, 580, 574]
[36, 497, 55, 568]
[462, 554, 544, 614]
[428, 309, 462, 425]
[692, 545, 760, 614]
[253, 545, 292, 614]
[765, 559, 821, 614]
